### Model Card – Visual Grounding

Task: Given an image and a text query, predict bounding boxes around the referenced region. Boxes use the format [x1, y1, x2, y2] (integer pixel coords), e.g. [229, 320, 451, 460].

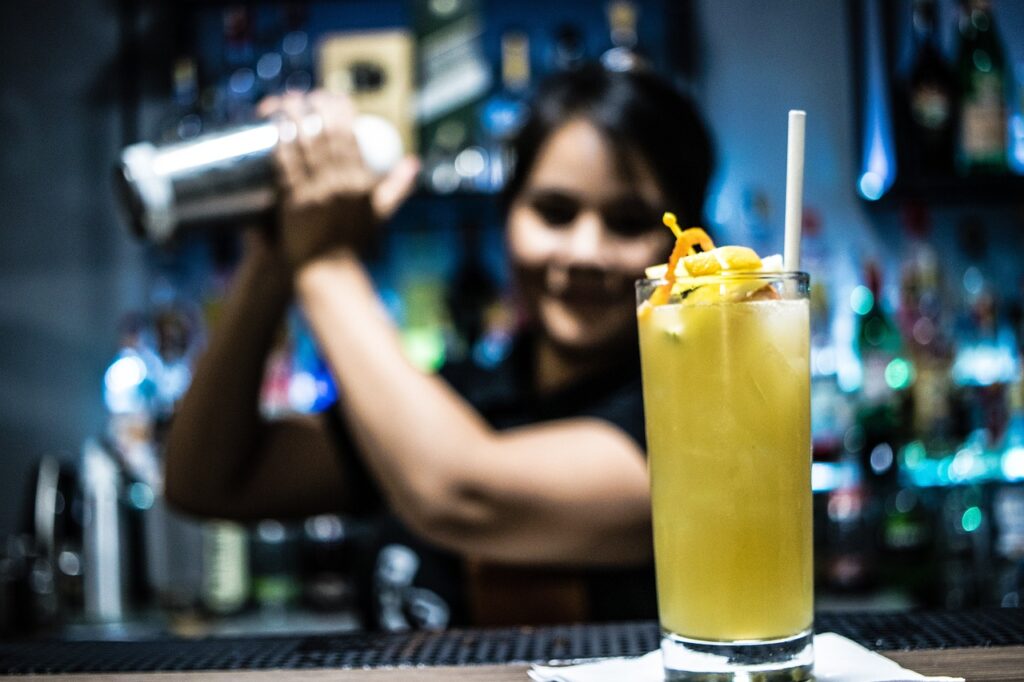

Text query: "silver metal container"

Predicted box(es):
[80, 439, 127, 623]
[115, 114, 402, 243]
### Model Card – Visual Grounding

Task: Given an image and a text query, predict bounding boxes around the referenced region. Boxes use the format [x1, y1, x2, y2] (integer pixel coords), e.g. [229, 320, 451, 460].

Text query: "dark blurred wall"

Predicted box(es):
[0, 0, 146, 536]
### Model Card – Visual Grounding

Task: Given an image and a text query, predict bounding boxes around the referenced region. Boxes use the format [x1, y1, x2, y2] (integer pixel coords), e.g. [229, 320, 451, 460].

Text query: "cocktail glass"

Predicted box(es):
[636, 272, 813, 681]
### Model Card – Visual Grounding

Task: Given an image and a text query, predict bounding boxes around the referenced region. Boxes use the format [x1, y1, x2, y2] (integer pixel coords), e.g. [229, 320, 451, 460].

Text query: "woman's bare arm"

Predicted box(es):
[162, 235, 353, 521]
[164, 90, 420, 523]
[297, 253, 652, 567]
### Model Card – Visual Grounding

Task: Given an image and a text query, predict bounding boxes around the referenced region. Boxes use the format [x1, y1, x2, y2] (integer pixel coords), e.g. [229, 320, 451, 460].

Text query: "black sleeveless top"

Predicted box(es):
[326, 334, 656, 627]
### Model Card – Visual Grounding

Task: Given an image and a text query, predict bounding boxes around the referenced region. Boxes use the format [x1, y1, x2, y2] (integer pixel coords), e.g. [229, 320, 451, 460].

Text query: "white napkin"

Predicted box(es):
[527, 633, 965, 682]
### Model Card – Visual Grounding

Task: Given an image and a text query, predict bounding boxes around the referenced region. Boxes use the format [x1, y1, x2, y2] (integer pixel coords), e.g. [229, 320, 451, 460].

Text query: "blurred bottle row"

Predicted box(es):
[832, 2, 1024, 611]
[106, 0, 1024, 620]
[900, 0, 1024, 178]
[8, 1, 1024, 636]
[154, 0, 656, 196]
[807, 200, 1024, 608]
[80, 200, 1024, 626]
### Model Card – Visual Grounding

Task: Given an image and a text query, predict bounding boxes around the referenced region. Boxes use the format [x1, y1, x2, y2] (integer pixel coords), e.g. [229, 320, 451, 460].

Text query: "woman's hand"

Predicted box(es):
[256, 91, 419, 272]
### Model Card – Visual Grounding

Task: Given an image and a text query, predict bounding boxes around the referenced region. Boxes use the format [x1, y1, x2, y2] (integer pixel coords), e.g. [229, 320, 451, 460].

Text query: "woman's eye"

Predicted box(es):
[601, 197, 661, 236]
[605, 210, 660, 236]
[531, 199, 579, 226]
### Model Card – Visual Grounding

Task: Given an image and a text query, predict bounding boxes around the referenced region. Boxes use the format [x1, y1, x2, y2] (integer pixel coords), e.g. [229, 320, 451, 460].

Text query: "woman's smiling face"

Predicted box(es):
[507, 117, 672, 356]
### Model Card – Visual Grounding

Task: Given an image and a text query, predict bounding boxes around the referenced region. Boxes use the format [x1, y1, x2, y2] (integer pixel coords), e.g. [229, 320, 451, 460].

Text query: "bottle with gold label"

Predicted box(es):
[904, 0, 956, 177]
[956, 0, 1009, 174]
[480, 29, 531, 191]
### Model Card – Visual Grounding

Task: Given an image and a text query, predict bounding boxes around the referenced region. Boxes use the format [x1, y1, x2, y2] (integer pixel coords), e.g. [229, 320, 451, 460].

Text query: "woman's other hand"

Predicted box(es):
[257, 91, 419, 271]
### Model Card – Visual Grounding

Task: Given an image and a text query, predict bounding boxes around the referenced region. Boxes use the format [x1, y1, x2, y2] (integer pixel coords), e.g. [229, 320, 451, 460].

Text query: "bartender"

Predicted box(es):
[163, 63, 714, 627]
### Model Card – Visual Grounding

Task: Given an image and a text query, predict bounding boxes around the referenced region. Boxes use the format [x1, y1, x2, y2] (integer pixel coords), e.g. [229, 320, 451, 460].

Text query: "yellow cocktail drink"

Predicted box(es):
[638, 290, 812, 642]
[637, 217, 813, 679]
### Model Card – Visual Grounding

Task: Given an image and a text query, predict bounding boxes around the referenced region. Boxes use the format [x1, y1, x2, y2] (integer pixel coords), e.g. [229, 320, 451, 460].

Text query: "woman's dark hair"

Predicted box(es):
[504, 64, 715, 228]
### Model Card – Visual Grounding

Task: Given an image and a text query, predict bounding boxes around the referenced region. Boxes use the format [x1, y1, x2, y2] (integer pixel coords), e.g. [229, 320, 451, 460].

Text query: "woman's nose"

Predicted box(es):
[561, 210, 608, 266]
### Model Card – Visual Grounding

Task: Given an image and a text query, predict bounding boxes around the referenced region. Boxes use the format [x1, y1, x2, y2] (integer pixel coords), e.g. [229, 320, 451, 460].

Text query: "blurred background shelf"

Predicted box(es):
[850, 0, 1024, 206]
[2, 0, 1024, 643]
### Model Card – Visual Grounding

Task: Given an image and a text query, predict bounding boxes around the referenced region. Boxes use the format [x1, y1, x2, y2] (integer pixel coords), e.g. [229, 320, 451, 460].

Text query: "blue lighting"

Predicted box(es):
[288, 371, 320, 414]
[812, 462, 839, 493]
[858, 172, 885, 201]
[103, 351, 153, 414]
[104, 354, 146, 393]
[952, 340, 1021, 387]
[1002, 447, 1024, 481]
[850, 285, 874, 315]
[128, 482, 155, 510]
[901, 441, 927, 470]
[1011, 114, 1024, 173]
[961, 506, 982, 533]
[884, 357, 913, 390]
[857, 0, 897, 200]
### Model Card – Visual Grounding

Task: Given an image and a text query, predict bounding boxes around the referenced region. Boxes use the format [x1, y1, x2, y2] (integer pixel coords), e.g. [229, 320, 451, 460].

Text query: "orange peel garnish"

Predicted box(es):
[644, 213, 716, 313]
[638, 213, 780, 316]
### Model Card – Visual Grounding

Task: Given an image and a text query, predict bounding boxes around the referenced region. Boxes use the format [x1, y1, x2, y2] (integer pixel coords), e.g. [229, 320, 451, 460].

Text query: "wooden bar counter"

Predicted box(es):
[8, 646, 1024, 682]
[1, 610, 1021, 680]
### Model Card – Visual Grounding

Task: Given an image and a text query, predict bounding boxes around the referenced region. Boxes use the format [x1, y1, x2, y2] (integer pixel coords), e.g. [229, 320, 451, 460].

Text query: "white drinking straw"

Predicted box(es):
[784, 110, 806, 272]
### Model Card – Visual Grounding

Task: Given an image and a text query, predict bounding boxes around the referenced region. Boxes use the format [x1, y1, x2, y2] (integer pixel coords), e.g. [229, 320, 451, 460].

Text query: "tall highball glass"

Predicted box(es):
[636, 272, 813, 681]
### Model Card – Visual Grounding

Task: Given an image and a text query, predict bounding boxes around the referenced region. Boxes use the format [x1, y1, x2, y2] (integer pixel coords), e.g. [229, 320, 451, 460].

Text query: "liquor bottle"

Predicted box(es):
[937, 484, 990, 608]
[804, 209, 832, 354]
[897, 204, 953, 458]
[804, 210, 849, 458]
[818, 461, 875, 593]
[250, 520, 301, 612]
[1001, 378, 1024, 473]
[103, 313, 159, 419]
[601, 1, 646, 72]
[281, 4, 312, 94]
[991, 381, 1024, 605]
[414, 0, 491, 194]
[446, 219, 498, 363]
[855, 262, 910, 492]
[950, 221, 1020, 448]
[222, 6, 257, 122]
[301, 515, 355, 612]
[480, 30, 531, 192]
[157, 56, 203, 143]
[956, 0, 1009, 174]
[903, 0, 956, 177]
[857, 263, 908, 408]
[991, 480, 1024, 607]
[200, 521, 249, 616]
[879, 485, 937, 604]
[253, 6, 285, 98]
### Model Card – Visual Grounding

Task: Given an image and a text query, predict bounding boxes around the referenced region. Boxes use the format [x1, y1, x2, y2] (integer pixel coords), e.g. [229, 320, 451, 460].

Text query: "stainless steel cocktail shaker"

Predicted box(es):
[115, 114, 402, 242]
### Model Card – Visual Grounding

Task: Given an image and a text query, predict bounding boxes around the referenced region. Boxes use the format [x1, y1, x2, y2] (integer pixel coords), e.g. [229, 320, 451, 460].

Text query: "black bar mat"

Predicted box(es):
[0, 609, 1021, 674]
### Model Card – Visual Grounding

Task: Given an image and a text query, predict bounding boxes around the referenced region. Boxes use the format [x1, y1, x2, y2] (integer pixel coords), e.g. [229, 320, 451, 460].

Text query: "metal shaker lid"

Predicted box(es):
[115, 143, 177, 243]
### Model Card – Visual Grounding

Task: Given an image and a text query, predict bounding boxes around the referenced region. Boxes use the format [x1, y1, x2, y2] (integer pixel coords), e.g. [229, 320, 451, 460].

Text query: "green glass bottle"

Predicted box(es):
[956, 0, 1009, 174]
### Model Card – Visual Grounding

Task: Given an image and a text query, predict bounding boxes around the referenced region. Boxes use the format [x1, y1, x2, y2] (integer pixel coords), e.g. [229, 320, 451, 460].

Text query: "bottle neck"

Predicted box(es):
[961, 0, 994, 41]
[607, 0, 638, 49]
[912, 1, 940, 49]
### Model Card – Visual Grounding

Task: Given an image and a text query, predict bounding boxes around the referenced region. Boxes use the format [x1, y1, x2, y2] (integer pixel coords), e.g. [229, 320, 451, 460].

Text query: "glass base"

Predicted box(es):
[661, 628, 813, 681]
